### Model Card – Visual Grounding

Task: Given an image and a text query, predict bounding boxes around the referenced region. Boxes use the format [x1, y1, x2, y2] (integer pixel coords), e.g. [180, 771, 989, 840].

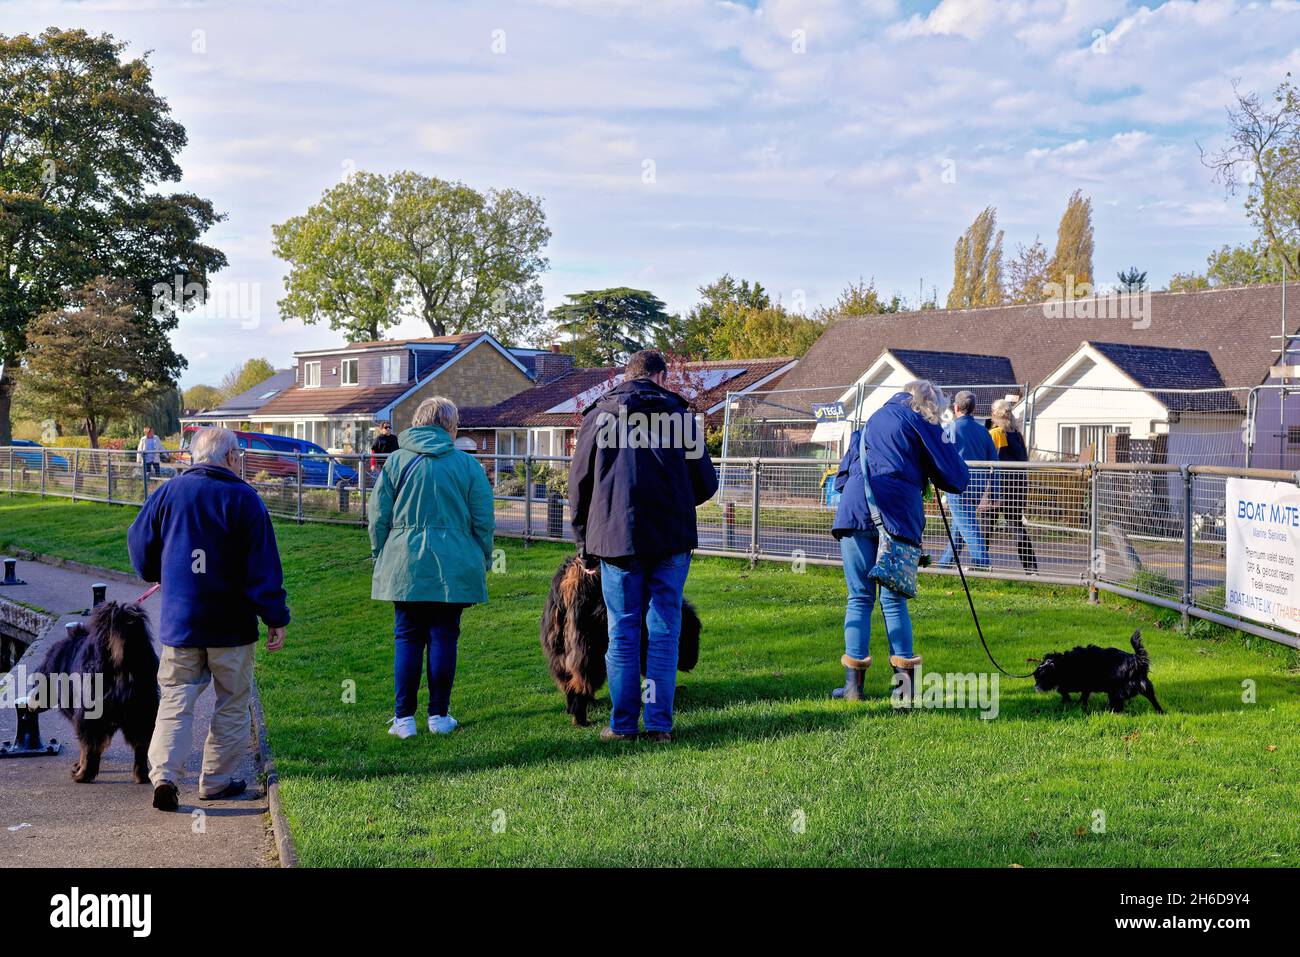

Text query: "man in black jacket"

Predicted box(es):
[569, 350, 718, 742]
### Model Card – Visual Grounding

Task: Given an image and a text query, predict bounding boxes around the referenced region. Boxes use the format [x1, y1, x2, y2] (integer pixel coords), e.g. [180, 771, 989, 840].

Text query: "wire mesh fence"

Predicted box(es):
[4, 446, 1297, 649]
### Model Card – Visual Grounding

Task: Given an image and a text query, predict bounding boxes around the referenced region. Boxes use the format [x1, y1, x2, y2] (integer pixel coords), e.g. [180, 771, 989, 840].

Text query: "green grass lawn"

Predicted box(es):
[2, 494, 1297, 867]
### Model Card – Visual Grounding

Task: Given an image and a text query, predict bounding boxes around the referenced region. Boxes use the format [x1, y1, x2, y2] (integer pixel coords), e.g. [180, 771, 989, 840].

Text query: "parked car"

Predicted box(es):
[180, 427, 359, 487]
[9, 439, 70, 470]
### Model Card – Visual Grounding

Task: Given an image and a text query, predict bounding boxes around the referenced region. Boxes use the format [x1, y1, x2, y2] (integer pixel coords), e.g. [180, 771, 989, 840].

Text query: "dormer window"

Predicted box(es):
[341, 357, 359, 386]
[303, 361, 321, 388]
[381, 354, 402, 384]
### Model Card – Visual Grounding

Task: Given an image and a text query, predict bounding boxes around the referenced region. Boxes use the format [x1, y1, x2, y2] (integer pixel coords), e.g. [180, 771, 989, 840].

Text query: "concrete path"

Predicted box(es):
[0, 557, 273, 867]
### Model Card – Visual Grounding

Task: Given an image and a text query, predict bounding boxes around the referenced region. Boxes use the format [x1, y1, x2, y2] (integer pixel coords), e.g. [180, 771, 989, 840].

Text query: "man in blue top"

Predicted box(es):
[937, 390, 999, 570]
[127, 427, 289, 812]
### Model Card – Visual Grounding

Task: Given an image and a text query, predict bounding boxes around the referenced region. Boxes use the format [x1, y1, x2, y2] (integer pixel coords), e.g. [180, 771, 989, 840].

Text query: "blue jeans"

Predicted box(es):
[938, 489, 989, 567]
[839, 531, 913, 660]
[600, 552, 692, 734]
[393, 602, 463, 718]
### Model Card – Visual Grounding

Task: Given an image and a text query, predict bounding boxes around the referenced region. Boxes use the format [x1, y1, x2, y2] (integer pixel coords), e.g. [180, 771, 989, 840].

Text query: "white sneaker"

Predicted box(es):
[387, 715, 417, 739]
[427, 714, 459, 734]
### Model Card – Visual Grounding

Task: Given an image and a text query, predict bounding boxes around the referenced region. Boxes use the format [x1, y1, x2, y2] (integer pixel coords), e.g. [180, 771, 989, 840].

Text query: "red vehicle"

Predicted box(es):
[180, 427, 359, 486]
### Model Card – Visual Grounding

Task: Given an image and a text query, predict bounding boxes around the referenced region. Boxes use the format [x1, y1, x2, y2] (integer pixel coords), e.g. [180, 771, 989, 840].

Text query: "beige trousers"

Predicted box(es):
[148, 643, 255, 797]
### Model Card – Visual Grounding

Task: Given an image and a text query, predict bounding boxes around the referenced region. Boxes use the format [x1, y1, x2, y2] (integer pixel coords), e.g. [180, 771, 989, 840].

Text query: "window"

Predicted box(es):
[1288, 426, 1300, 447]
[381, 354, 402, 384]
[341, 358, 359, 386]
[303, 361, 321, 388]
[1059, 425, 1078, 457]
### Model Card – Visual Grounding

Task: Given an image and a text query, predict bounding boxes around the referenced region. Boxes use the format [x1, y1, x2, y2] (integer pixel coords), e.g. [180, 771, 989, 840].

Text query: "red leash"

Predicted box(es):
[134, 583, 161, 603]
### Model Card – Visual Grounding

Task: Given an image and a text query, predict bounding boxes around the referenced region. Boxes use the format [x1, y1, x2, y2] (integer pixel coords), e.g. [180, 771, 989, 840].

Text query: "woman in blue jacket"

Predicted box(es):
[830, 381, 970, 702]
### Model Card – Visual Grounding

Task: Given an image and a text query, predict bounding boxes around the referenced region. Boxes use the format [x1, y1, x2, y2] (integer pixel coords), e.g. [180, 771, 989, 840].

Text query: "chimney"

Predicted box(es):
[534, 346, 575, 384]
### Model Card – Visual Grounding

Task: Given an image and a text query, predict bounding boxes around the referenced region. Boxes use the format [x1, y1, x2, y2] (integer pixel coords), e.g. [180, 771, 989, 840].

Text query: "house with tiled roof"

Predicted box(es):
[181, 368, 297, 430]
[781, 282, 1300, 467]
[459, 356, 796, 479]
[245, 332, 552, 452]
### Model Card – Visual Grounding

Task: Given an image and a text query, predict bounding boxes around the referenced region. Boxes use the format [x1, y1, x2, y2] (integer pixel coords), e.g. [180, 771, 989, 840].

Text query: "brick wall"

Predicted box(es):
[392, 344, 532, 430]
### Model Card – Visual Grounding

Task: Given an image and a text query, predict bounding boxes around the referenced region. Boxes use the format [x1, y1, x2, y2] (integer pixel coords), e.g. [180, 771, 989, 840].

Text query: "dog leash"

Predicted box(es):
[933, 483, 1036, 679]
[134, 583, 161, 603]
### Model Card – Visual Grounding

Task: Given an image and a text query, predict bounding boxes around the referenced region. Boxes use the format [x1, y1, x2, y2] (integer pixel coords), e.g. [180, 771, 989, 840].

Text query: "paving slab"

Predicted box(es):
[0, 556, 273, 868]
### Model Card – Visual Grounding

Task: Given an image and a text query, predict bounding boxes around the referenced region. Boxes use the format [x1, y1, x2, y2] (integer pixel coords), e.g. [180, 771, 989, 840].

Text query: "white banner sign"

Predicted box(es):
[1224, 477, 1300, 632]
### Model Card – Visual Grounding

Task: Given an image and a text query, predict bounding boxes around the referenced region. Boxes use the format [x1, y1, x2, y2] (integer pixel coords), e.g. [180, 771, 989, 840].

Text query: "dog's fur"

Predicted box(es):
[36, 600, 160, 782]
[540, 555, 701, 726]
[1032, 629, 1163, 714]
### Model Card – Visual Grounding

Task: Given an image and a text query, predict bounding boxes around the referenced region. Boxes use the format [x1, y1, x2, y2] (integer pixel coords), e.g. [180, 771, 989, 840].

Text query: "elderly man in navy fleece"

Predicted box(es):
[127, 427, 289, 812]
[936, 390, 1000, 570]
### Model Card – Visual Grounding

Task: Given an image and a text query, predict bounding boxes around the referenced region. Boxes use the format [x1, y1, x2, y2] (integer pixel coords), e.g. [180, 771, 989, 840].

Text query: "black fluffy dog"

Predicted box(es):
[36, 600, 160, 783]
[540, 555, 701, 726]
[1032, 629, 1164, 714]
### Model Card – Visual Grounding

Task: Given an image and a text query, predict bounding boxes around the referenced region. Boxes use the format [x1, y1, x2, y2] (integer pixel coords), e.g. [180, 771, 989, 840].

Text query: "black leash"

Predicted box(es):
[933, 485, 1036, 679]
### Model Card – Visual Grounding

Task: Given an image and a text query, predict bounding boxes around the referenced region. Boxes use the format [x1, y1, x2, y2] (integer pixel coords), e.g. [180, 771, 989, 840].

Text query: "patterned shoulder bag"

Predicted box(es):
[860, 429, 923, 599]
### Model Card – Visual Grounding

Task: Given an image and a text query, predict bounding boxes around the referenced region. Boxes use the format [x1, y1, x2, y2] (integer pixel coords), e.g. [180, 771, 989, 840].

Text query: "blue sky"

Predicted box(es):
[5, 0, 1298, 387]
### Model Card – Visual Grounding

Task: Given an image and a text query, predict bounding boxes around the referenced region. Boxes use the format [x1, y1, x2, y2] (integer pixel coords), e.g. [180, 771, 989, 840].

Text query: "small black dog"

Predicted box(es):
[540, 555, 702, 726]
[36, 600, 160, 782]
[1032, 629, 1164, 714]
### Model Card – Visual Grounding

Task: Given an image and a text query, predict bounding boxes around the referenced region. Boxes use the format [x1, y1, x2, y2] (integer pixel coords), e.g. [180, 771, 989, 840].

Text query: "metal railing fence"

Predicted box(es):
[3, 446, 1297, 649]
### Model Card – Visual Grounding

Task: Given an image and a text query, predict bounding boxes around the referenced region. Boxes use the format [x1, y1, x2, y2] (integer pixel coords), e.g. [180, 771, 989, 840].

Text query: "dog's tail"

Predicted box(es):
[1130, 630, 1149, 671]
[559, 559, 596, 697]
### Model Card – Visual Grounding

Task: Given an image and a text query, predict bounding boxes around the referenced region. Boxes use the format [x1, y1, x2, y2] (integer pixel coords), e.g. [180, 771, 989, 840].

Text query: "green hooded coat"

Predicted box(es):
[368, 425, 495, 604]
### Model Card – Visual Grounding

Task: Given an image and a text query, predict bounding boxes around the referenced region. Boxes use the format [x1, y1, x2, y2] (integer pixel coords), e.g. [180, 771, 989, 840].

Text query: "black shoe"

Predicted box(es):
[200, 779, 248, 801]
[642, 731, 673, 743]
[599, 727, 638, 742]
[152, 782, 179, 812]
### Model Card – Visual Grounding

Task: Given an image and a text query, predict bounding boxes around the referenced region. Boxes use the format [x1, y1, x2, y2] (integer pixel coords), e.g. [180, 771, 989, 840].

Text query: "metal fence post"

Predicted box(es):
[748, 459, 761, 568]
[358, 455, 368, 527]
[295, 452, 304, 524]
[1088, 463, 1099, 604]
[7, 445, 13, 496]
[141, 448, 150, 502]
[40, 448, 47, 499]
[523, 455, 533, 545]
[106, 452, 114, 504]
[72, 449, 80, 502]
[1182, 466, 1194, 631]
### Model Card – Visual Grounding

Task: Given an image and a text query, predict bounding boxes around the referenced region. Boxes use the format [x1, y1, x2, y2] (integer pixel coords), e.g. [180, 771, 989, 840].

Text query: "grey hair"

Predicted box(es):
[953, 390, 976, 415]
[903, 380, 946, 425]
[990, 398, 1020, 432]
[411, 396, 459, 435]
[190, 427, 239, 466]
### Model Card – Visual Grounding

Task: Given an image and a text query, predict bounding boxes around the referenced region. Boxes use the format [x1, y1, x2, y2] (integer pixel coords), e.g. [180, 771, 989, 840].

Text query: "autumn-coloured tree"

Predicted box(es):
[1006, 236, 1051, 303]
[1047, 190, 1094, 291]
[946, 206, 1004, 309]
[20, 278, 164, 448]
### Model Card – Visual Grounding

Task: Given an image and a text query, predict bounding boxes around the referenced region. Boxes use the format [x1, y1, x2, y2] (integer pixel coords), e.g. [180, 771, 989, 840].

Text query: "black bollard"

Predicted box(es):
[0, 557, 24, 586]
[0, 697, 61, 758]
[92, 583, 107, 607]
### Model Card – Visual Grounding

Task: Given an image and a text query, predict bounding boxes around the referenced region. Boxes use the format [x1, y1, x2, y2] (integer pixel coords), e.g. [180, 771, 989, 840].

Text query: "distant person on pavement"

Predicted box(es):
[137, 427, 164, 477]
[936, 390, 999, 571]
[987, 398, 1038, 574]
[127, 427, 289, 812]
[569, 349, 719, 743]
[370, 421, 399, 472]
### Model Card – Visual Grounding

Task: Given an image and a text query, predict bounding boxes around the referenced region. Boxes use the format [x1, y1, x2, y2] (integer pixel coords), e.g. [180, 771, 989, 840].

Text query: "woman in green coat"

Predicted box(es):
[368, 397, 495, 739]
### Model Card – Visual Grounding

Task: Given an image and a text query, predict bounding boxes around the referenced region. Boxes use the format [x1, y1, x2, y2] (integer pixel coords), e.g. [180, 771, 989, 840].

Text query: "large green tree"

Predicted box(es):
[0, 28, 227, 443]
[549, 287, 672, 365]
[1006, 236, 1051, 303]
[273, 170, 550, 343]
[946, 206, 1004, 309]
[813, 277, 902, 320]
[668, 274, 771, 359]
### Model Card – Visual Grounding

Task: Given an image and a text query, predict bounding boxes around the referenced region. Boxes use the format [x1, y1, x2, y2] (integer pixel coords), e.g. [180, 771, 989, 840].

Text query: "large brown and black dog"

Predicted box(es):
[36, 600, 160, 783]
[540, 555, 701, 726]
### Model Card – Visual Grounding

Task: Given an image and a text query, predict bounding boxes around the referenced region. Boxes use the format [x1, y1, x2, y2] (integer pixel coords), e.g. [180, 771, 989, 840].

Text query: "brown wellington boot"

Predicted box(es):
[889, 654, 922, 710]
[831, 655, 871, 701]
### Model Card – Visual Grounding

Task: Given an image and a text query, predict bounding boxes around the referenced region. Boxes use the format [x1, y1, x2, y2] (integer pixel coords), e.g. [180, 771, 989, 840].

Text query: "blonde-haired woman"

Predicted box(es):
[828, 380, 970, 702]
[369, 396, 495, 738]
[987, 399, 1038, 574]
